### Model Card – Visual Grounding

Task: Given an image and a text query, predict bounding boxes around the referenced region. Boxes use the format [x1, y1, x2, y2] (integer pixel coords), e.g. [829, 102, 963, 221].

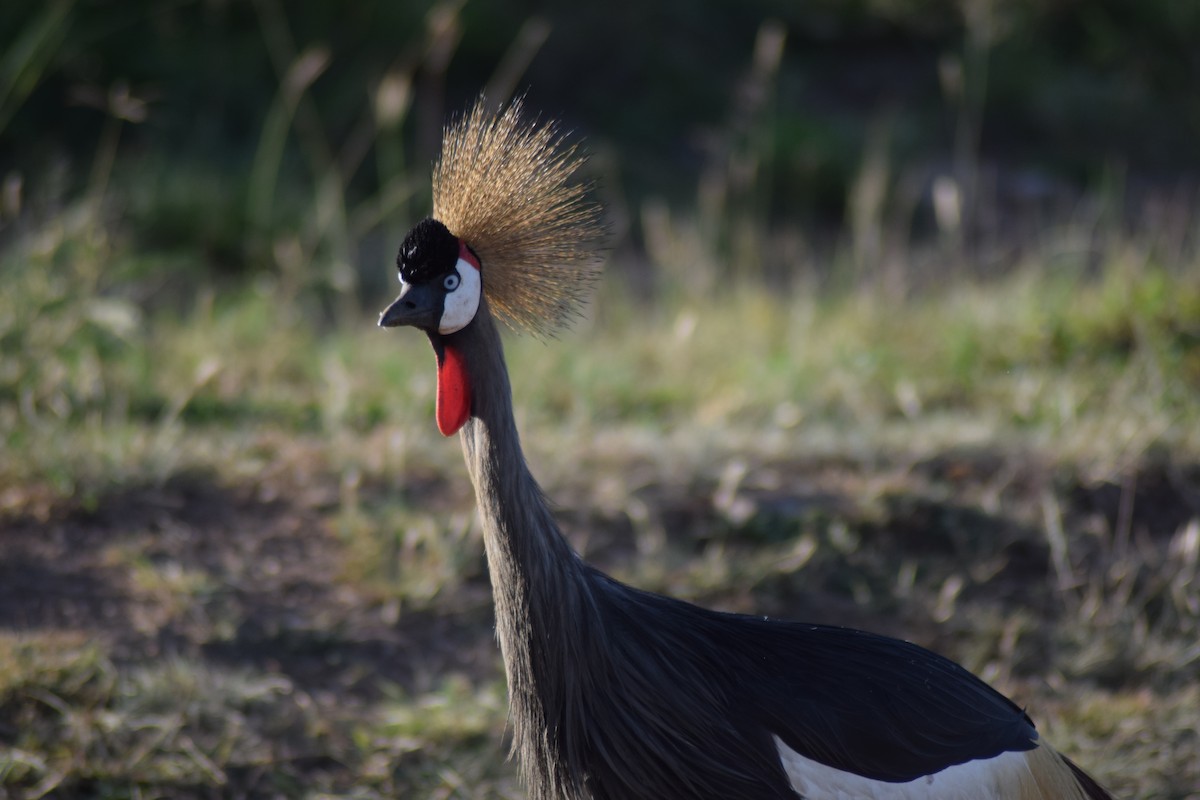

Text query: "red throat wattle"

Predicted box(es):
[435, 342, 471, 436]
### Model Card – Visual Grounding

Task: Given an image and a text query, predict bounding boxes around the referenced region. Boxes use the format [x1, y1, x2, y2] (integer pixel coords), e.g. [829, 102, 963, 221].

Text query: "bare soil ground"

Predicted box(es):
[2, 443, 1197, 798]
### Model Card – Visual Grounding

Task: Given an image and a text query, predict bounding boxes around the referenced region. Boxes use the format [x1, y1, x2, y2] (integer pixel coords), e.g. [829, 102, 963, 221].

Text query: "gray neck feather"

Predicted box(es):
[455, 303, 604, 798]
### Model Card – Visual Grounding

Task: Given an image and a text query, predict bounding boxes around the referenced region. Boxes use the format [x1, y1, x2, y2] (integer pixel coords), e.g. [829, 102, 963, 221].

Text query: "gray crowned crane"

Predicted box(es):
[378, 100, 1116, 800]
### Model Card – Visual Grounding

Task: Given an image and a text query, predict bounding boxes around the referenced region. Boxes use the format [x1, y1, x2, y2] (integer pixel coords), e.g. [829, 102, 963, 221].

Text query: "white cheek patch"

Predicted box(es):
[438, 257, 482, 334]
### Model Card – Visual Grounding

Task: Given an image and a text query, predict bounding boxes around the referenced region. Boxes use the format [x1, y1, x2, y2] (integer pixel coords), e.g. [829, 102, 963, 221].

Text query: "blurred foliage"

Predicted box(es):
[2, 0, 1197, 483]
[2, 0, 1199, 246]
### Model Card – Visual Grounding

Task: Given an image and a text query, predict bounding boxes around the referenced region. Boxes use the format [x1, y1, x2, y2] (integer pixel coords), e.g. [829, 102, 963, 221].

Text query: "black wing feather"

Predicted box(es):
[600, 574, 1038, 785]
[738, 621, 1037, 781]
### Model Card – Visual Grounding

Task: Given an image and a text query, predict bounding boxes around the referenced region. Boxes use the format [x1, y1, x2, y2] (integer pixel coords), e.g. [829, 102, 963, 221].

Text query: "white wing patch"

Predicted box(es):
[438, 256, 482, 334]
[774, 736, 1050, 800]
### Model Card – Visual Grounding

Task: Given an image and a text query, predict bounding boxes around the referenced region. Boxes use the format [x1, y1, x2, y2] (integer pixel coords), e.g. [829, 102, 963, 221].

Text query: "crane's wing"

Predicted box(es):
[734, 620, 1036, 782]
[738, 620, 1117, 800]
[602, 577, 1036, 782]
[593, 575, 1112, 799]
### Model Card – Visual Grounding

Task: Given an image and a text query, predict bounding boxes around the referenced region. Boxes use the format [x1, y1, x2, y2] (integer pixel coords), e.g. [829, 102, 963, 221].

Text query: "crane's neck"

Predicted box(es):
[456, 305, 583, 596]
[451, 304, 599, 796]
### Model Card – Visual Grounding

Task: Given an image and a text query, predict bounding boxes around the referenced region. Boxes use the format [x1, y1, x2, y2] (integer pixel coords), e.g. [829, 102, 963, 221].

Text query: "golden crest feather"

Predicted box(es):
[432, 99, 605, 336]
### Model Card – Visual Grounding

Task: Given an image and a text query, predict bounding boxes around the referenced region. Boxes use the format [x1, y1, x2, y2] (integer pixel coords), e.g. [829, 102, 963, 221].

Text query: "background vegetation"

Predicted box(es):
[1, 1, 1198, 798]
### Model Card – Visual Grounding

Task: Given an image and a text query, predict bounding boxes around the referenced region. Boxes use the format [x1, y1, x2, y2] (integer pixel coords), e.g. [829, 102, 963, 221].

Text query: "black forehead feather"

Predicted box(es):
[397, 217, 459, 283]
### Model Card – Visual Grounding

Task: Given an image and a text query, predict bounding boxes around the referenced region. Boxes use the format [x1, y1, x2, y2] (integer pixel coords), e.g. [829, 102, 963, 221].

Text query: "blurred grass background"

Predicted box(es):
[1, 1, 1199, 798]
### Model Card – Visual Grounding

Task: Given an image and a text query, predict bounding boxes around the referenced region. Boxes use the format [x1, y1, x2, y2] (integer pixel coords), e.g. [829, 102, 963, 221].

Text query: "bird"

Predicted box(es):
[378, 99, 1116, 800]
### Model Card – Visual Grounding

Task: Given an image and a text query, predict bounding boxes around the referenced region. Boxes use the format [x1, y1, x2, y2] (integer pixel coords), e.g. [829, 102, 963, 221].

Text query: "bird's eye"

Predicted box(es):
[443, 273, 461, 291]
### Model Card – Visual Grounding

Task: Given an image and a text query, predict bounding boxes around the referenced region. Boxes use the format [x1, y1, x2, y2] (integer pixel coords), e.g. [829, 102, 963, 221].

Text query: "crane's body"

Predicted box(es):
[378, 101, 1115, 800]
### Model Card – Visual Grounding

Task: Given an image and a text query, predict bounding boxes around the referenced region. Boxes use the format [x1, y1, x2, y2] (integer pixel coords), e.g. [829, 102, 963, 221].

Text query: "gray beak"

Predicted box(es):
[379, 282, 441, 330]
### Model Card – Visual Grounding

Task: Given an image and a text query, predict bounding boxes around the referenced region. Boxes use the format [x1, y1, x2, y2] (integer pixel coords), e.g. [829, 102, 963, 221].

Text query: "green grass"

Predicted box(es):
[1, 203, 1199, 799]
